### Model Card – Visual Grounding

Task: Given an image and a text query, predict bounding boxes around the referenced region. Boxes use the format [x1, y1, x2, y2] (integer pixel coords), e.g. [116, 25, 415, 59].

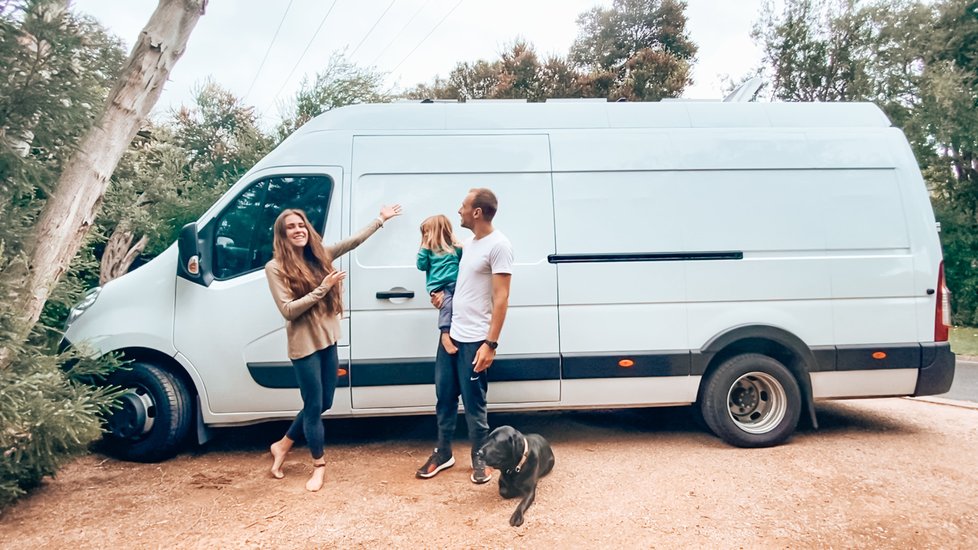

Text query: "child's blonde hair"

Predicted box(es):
[420, 215, 460, 255]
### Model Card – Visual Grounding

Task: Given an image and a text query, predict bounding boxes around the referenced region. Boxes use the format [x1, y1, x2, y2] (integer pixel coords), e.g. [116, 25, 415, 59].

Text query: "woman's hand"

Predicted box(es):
[379, 204, 403, 222]
[321, 270, 346, 289]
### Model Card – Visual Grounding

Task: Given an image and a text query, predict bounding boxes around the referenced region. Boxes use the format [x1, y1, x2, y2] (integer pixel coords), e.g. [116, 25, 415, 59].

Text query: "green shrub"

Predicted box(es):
[0, 346, 122, 509]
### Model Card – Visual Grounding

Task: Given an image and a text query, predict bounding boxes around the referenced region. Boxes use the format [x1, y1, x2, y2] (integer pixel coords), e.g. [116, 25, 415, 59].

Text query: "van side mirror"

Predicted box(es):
[178, 223, 204, 283]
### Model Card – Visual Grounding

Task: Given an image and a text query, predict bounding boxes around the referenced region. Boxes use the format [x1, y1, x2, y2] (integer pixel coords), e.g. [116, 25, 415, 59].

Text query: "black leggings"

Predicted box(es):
[285, 345, 339, 460]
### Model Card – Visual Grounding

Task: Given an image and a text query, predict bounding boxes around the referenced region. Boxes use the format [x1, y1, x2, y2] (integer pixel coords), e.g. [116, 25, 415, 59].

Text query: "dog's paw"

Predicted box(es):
[509, 511, 524, 527]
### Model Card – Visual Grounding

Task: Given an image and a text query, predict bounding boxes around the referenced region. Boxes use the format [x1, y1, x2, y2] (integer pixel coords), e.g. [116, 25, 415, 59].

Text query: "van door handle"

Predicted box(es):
[376, 289, 415, 299]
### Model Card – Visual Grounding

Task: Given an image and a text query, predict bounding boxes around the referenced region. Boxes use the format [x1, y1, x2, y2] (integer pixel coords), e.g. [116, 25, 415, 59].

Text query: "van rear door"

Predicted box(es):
[346, 134, 559, 410]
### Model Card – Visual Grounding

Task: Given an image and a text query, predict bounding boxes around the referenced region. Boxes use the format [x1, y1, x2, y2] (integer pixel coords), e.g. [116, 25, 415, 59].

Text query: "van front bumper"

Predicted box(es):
[913, 342, 955, 396]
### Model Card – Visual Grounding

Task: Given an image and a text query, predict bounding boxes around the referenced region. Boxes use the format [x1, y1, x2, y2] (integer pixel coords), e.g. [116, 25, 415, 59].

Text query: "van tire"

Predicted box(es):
[102, 362, 192, 462]
[700, 353, 801, 448]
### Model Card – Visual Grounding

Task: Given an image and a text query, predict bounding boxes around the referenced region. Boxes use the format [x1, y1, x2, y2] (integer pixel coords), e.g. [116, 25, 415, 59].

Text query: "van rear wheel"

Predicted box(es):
[700, 353, 801, 448]
[102, 362, 192, 462]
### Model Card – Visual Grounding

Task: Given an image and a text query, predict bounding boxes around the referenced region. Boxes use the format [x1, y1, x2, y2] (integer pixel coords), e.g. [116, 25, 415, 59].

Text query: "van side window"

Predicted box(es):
[213, 176, 332, 279]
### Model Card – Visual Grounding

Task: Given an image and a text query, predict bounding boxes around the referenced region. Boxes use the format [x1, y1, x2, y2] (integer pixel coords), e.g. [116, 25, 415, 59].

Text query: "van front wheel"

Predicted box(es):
[102, 362, 192, 462]
[700, 354, 801, 448]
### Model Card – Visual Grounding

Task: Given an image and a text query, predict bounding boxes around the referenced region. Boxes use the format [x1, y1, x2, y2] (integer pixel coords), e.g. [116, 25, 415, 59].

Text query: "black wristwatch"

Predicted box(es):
[484, 340, 498, 350]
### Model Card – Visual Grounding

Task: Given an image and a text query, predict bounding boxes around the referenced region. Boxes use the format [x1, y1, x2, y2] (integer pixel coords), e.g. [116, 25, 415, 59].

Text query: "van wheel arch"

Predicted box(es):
[694, 325, 818, 433]
[118, 348, 198, 400]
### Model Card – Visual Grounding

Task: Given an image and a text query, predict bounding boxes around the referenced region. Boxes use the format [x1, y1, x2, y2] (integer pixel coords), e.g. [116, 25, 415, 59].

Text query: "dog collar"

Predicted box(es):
[509, 436, 529, 474]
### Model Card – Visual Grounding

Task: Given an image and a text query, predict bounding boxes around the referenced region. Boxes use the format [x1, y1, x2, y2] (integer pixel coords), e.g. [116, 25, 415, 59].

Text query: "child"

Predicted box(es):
[417, 215, 463, 355]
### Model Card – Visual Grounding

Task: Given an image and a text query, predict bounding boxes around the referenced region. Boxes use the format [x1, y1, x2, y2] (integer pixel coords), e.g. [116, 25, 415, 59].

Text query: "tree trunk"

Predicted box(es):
[0, 0, 207, 369]
[99, 226, 150, 285]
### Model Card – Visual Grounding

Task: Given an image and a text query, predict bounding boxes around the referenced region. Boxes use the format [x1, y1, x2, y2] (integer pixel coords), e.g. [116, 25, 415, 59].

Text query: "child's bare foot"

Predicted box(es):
[441, 332, 458, 354]
[270, 439, 290, 479]
[306, 462, 326, 492]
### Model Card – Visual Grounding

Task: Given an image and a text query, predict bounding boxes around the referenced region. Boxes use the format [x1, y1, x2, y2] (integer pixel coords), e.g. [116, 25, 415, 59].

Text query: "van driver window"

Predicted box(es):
[213, 176, 332, 279]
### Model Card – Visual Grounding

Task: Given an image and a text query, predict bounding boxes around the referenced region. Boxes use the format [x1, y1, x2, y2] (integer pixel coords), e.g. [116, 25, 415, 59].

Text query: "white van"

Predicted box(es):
[62, 100, 955, 461]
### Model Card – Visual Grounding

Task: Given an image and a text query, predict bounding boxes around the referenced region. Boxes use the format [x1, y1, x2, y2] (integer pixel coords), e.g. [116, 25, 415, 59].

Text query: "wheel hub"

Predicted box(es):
[726, 371, 787, 435]
[108, 388, 156, 439]
[732, 386, 760, 411]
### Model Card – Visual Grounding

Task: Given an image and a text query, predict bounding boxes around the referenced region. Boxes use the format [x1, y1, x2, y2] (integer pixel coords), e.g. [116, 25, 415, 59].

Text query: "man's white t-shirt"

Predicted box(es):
[449, 229, 513, 343]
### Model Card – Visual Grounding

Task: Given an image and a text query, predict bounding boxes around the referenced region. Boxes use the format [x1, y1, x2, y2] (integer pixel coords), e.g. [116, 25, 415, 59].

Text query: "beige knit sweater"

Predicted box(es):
[265, 219, 382, 359]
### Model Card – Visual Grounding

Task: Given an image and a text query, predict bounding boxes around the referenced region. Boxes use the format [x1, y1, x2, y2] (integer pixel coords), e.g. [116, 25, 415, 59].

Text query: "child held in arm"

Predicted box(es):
[417, 215, 463, 354]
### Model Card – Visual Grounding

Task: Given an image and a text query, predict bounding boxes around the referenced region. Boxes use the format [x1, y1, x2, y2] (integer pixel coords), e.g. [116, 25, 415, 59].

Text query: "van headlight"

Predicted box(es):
[66, 287, 101, 328]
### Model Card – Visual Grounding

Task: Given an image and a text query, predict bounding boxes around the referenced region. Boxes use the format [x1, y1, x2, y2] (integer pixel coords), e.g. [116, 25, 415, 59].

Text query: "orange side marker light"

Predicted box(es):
[619, 359, 635, 368]
[871, 352, 887, 360]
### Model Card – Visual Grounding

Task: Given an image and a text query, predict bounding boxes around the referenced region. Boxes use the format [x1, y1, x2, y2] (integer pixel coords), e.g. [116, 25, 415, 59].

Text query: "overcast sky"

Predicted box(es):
[72, 0, 769, 127]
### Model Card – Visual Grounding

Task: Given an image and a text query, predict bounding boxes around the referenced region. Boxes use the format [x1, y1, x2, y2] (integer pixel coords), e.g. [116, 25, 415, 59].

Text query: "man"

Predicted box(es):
[416, 188, 513, 484]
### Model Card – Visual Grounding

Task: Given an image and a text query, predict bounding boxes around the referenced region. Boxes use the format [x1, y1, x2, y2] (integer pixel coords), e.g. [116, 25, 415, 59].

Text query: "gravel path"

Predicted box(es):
[2, 398, 976, 548]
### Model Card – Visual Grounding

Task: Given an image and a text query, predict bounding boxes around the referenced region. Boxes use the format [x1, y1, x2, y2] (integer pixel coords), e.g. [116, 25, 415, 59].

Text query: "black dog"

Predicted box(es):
[477, 425, 555, 527]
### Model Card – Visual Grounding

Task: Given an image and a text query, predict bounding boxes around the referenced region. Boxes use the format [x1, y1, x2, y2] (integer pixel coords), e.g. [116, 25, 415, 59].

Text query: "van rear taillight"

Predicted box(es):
[935, 261, 950, 342]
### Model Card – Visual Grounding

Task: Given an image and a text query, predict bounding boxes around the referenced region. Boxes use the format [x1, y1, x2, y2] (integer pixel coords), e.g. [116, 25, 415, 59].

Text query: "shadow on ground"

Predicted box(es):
[158, 399, 914, 460]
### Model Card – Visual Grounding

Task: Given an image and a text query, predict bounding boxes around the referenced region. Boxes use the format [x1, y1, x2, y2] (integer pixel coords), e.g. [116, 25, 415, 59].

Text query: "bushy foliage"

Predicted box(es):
[0, 0, 126, 508]
[0, 344, 124, 508]
[937, 205, 978, 325]
[93, 81, 275, 266]
[570, 0, 697, 100]
[406, 0, 697, 102]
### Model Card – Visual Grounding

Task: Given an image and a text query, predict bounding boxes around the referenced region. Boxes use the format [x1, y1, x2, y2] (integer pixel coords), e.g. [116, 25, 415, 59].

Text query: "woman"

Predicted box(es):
[266, 204, 402, 491]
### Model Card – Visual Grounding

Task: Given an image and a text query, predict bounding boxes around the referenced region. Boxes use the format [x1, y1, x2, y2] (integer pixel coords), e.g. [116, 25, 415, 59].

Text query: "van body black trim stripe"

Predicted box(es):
[835, 344, 920, 371]
[562, 352, 690, 378]
[246, 344, 925, 389]
[811, 346, 836, 372]
[247, 362, 351, 389]
[548, 251, 743, 264]
[350, 355, 560, 387]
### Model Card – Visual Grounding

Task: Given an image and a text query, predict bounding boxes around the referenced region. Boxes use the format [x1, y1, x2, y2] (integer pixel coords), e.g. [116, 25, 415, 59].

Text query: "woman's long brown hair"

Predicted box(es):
[272, 209, 343, 317]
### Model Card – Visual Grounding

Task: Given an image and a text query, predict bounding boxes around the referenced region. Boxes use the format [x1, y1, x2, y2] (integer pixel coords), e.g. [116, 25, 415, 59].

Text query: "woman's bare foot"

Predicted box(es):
[441, 332, 458, 354]
[306, 462, 326, 492]
[270, 438, 292, 479]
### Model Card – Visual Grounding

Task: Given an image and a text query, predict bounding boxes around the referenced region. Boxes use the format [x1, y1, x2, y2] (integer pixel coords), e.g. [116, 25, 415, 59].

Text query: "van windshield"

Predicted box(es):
[212, 175, 332, 279]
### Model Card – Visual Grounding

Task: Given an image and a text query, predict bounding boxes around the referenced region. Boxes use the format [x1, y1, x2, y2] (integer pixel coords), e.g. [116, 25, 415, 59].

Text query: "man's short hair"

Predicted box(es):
[469, 188, 498, 221]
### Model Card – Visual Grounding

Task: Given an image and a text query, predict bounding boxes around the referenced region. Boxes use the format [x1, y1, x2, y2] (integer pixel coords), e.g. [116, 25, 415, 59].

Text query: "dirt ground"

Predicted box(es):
[2, 397, 977, 549]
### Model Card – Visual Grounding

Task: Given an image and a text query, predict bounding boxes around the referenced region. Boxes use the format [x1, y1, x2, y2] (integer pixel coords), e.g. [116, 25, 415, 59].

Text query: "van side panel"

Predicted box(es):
[552, 170, 689, 354]
[884, 130, 944, 343]
[347, 134, 560, 406]
[551, 129, 919, 365]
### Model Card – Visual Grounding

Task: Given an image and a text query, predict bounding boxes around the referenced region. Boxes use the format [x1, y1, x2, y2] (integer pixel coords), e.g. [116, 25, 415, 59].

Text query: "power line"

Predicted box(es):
[243, 0, 295, 103]
[369, 0, 433, 67]
[389, 0, 465, 75]
[349, 0, 397, 60]
[267, 0, 339, 112]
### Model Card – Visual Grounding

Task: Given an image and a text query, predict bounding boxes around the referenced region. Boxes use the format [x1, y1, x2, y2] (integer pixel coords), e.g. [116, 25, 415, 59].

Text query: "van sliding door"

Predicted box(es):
[347, 134, 559, 410]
